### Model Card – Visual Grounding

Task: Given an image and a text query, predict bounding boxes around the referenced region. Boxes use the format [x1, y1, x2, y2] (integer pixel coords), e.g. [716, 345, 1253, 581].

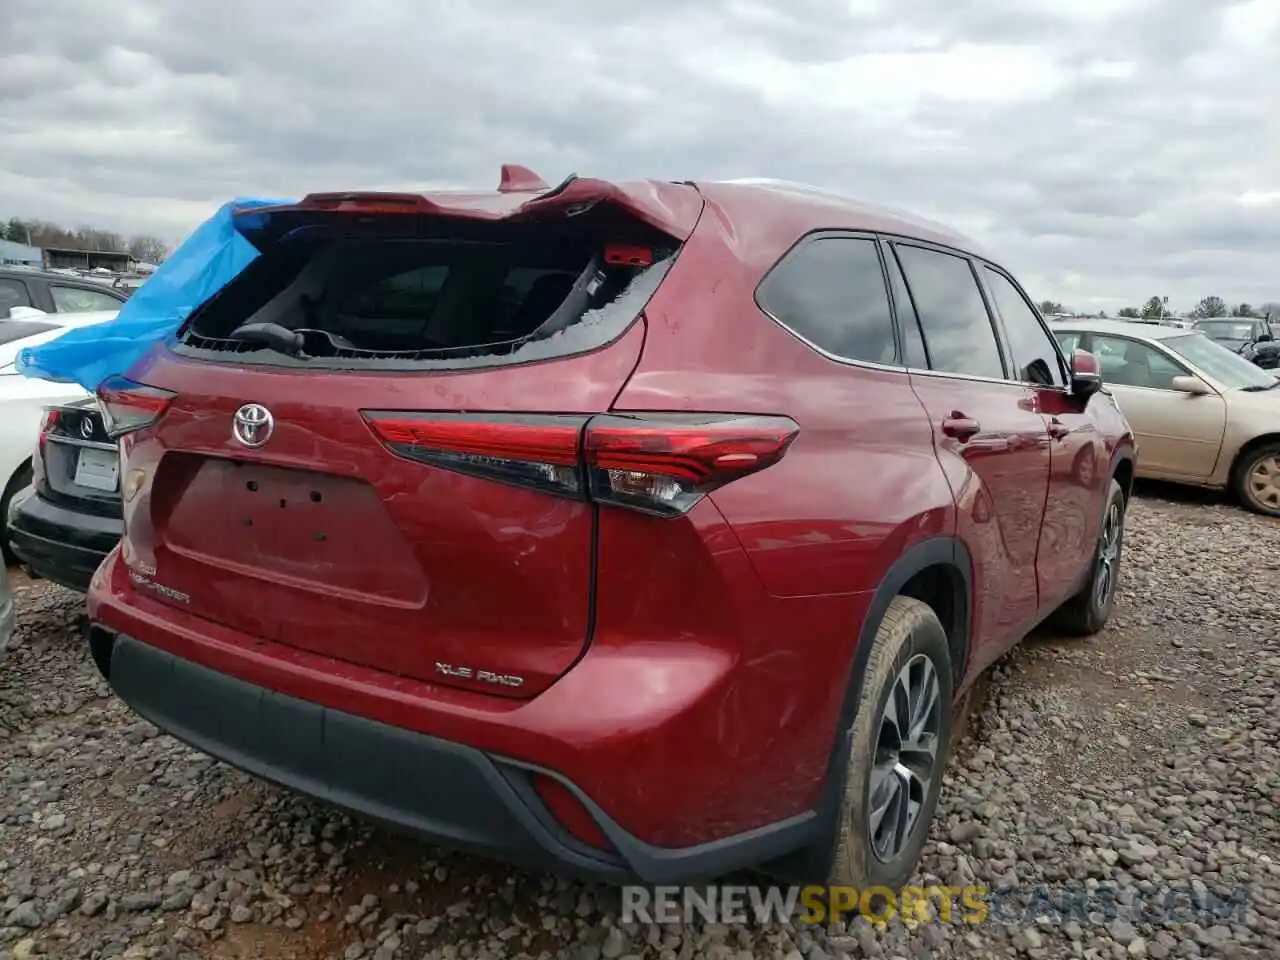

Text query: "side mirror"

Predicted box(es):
[1070, 349, 1103, 399]
[1258, 332, 1274, 342]
[1171, 375, 1211, 396]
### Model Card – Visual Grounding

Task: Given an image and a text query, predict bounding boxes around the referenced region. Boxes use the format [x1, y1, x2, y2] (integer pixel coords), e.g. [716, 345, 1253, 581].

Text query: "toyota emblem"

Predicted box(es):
[232, 403, 274, 448]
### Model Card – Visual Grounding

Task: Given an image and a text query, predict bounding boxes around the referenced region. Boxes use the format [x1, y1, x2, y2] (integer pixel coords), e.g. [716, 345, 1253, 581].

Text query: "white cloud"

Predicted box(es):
[0, 0, 1277, 310]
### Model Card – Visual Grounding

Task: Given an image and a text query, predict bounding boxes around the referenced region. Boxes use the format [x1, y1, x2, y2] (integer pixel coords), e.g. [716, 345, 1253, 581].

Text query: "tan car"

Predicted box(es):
[1050, 319, 1280, 516]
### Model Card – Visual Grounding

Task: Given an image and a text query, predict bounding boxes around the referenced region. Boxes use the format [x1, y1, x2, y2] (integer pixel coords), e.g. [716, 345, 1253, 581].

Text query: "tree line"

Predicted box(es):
[1038, 296, 1278, 321]
[1, 217, 168, 265]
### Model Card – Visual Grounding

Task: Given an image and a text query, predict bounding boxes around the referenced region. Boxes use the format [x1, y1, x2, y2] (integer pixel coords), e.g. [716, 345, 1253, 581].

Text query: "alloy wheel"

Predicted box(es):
[1246, 454, 1280, 511]
[1093, 500, 1123, 609]
[867, 654, 941, 862]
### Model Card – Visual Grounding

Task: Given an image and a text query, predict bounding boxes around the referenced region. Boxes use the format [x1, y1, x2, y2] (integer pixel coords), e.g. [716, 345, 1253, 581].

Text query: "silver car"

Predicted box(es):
[1049, 319, 1280, 516]
[0, 568, 14, 663]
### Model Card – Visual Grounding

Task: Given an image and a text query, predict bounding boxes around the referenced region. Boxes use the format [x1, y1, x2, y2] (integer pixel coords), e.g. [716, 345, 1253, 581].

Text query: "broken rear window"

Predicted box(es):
[176, 218, 679, 370]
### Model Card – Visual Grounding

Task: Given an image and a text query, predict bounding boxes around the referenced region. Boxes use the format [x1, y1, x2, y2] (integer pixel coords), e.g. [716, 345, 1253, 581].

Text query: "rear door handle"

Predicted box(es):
[941, 414, 981, 441]
[1048, 419, 1070, 441]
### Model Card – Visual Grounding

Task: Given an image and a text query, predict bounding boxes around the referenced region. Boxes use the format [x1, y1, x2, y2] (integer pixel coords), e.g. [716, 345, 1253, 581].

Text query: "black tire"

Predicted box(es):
[1232, 442, 1280, 518]
[1051, 478, 1125, 636]
[2, 461, 33, 566]
[827, 596, 953, 891]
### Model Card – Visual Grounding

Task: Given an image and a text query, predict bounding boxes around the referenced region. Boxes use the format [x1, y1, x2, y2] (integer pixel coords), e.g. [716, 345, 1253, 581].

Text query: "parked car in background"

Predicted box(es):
[0, 567, 13, 663]
[0, 268, 129, 319]
[86, 173, 1135, 891]
[1051, 319, 1280, 516]
[1, 310, 118, 562]
[6, 398, 122, 592]
[1193, 317, 1280, 370]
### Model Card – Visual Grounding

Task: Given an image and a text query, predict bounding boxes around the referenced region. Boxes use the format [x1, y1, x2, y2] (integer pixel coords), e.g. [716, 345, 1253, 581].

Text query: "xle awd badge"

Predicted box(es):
[435, 662, 524, 689]
[233, 403, 274, 448]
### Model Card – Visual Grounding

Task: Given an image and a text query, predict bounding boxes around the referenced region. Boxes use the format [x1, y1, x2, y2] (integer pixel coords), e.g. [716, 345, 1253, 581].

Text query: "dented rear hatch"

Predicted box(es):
[108, 174, 702, 698]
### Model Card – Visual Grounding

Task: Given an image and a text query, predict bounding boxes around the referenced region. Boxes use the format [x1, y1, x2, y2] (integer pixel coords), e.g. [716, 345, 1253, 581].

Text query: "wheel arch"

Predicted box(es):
[2, 456, 33, 508]
[1229, 432, 1280, 482]
[1111, 452, 1135, 501]
[765, 535, 973, 882]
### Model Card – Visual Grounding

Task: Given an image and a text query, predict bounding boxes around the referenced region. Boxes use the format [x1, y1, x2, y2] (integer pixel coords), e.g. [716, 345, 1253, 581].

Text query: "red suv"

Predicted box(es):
[85, 171, 1135, 890]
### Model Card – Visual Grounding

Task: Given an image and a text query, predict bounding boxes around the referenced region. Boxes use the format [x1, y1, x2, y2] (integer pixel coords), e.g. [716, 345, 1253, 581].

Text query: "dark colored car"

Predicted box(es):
[84, 172, 1136, 889]
[1194, 317, 1280, 369]
[0, 268, 129, 319]
[8, 399, 122, 592]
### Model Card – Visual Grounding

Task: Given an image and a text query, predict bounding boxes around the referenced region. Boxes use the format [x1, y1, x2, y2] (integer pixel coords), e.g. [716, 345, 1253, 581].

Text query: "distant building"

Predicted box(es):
[0, 239, 42, 266]
[42, 247, 135, 272]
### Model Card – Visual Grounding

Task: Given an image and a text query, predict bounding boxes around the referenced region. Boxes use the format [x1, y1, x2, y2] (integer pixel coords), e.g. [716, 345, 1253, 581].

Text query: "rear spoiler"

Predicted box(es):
[231, 165, 704, 244]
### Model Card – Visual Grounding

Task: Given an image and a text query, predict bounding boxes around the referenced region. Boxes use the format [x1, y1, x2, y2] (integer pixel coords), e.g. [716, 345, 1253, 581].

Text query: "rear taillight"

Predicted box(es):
[363, 413, 584, 497]
[34, 408, 63, 477]
[363, 411, 799, 517]
[583, 413, 798, 517]
[96, 376, 176, 439]
[38, 408, 64, 443]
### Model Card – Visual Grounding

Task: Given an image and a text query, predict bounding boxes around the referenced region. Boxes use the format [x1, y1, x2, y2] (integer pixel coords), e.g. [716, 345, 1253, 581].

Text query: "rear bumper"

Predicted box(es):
[87, 549, 847, 884]
[8, 491, 121, 593]
[92, 629, 636, 880]
[89, 626, 818, 884]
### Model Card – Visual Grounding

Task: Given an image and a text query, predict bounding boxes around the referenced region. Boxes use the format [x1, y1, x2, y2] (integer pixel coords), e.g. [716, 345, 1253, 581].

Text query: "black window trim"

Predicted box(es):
[974, 260, 1072, 393]
[752, 228, 909, 373]
[876, 236, 932, 371]
[884, 236, 1018, 387]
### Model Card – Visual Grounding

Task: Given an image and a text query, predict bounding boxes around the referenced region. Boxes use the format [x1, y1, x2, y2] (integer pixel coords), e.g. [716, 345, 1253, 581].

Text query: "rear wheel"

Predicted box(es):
[828, 596, 953, 891]
[1, 462, 34, 566]
[1234, 443, 1280, 518]
[1051, 478, 1125, 636]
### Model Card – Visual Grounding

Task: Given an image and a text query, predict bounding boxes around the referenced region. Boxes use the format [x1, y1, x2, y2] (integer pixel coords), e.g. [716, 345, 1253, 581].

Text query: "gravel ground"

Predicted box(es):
[1, 485, 1277, 960]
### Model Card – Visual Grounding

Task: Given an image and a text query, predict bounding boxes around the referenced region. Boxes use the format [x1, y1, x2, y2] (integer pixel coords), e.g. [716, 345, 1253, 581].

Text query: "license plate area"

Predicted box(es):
[157, 457, 425, 603]
[73, 447, 119, 493]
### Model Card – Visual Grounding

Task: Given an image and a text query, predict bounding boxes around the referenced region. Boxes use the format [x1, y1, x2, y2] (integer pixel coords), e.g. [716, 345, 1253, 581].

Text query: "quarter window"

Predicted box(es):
[894, 245, 1005, 379]
[983, 268, 1066, 387]
[758, 236, 898, 365]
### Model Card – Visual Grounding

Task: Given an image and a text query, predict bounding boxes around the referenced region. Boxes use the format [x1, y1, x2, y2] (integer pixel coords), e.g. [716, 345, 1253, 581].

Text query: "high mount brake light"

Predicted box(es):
[96, 376, 176, 439]
[362, 411, 799, 517]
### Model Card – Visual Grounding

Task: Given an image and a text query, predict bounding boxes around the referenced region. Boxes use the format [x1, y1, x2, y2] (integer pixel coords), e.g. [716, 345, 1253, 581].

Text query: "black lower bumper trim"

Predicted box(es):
[92, 630, 821, 885]
[8, 493, 120, 593]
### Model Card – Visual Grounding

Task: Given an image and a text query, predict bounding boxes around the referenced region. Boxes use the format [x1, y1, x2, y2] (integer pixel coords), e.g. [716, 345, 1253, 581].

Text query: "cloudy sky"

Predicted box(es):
[2, 0, 1278, 312]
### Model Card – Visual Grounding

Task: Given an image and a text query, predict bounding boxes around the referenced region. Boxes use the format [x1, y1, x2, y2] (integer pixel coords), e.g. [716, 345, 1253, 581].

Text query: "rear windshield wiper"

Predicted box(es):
[228, 322, 307, 357]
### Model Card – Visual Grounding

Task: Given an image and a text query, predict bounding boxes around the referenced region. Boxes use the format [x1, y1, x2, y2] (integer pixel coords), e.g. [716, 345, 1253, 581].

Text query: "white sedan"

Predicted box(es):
[1, 309, 117, 560]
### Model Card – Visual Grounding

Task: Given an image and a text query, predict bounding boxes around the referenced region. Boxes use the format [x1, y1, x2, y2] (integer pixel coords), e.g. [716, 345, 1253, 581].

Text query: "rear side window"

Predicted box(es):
[894, 245, 1006, 380]
[757, 236, 898, 365]
[1090, 335, 1189, 390]
[0, 278, 32, 318]
[50, 285, 123, 313]
[983, 268, 1066, 387]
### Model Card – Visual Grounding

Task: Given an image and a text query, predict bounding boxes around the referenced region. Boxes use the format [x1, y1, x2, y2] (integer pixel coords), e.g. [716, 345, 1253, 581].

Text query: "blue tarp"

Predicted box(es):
[17, 197, 295, 392]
